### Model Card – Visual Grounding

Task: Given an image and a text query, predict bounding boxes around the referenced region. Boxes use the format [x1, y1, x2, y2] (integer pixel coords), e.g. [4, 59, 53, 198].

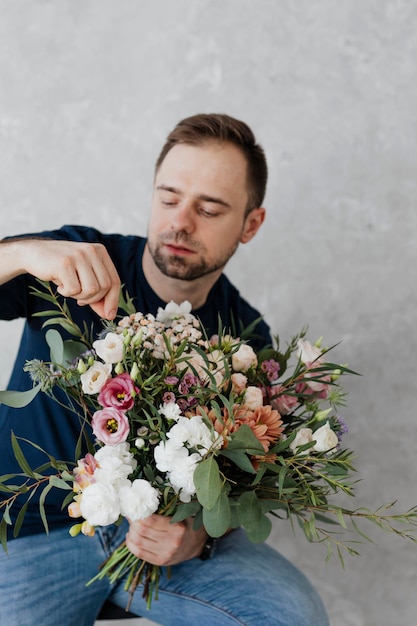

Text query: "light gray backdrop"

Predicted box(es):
[1, 2, 416, 625]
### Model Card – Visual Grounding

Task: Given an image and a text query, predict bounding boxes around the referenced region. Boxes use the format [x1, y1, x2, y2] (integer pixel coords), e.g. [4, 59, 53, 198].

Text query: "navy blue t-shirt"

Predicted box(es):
[0, 225, 271, 536]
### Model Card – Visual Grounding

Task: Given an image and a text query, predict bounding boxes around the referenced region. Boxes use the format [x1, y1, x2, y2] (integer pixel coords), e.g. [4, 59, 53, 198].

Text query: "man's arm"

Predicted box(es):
[0, 237, 121, 319]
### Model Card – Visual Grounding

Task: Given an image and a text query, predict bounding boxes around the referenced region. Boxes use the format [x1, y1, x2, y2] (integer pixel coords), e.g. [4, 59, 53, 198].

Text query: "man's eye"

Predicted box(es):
[199, 207, 218, 217]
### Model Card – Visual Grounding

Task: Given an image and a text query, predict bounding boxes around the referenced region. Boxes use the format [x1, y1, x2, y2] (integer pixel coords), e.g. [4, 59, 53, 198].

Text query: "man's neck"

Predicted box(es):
[142, 243, 222, 310]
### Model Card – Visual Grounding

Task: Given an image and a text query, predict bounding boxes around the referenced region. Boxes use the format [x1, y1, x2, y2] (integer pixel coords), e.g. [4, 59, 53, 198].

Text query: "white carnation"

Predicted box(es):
[154, 439, 188, 473]
[94, 443, 137, 485]
[168, 452, 201, 502]
[80, 482, 120, 526]
[168, 415, 216, 453]
[119, 479, 160, 521]
[158, 402, 183, 422]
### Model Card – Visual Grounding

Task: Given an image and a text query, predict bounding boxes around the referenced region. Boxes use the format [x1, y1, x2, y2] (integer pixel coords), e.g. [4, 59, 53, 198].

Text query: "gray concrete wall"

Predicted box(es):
[1, 1, 416, 624]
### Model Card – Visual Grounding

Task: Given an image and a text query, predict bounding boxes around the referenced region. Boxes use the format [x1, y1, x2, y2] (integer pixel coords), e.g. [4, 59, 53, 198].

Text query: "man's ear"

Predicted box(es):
[240, 207, 266, 244]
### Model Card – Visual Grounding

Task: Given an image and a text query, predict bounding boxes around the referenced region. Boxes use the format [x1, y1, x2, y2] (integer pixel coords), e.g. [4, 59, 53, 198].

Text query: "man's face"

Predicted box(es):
[147, 142, 252, 281]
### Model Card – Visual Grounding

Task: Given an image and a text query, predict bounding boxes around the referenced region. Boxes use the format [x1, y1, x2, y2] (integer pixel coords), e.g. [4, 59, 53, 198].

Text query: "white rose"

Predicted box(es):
[80, 482, 120, 526]
[93, 332, 124, 364]
[80, 361, 112, 394]
[177, 351, 209, 382]
[119, 479, 160, 521]
[232, 344, 258, 372]
[297, 339, 323, 365]
[244, 386, 264, 410]
[156, 300, 192, 322]
[231, 372, 248, 395]
[289, 428, 314, 454]
[312, 422, 338, 453]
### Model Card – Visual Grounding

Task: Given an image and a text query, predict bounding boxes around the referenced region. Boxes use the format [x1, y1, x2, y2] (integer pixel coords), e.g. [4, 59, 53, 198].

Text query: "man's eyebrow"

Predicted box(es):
[156, 185, 231, 208]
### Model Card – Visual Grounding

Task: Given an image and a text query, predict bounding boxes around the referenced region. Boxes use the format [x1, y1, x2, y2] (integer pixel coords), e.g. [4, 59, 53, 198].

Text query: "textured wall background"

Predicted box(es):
[1, 1, 416, 625]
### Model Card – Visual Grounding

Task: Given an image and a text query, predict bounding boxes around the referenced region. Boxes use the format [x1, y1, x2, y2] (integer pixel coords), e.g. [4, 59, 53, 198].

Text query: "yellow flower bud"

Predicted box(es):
[114, 361, 124, 375]
[313, 408, 332, 422]
[69, 523, 82, 537]
[130, 362, 140, 382]
[77, 359, 87, 374]
[132, 329, 144, 346]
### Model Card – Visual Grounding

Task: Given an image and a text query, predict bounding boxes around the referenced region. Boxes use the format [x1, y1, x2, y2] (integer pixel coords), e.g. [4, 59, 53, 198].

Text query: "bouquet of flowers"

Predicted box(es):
[1, 281, 417, 609]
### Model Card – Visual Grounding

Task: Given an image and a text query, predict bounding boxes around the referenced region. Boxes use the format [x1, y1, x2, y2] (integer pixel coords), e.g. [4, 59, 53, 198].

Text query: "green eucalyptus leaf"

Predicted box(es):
[39, 483, 53, 534]
[62, 340, 88, 365]
[0, 384, 41, 408]
[42, 318, 80, 337]
[0, 518, 8, 554]
[194, 457, 222, 510]
[220, 448, 257, 474]
[48, 475, 73, 490]
[227, 424, 265, 455]
[246, 513, 272, 543]
[46, 328, 64, 363]
[202, 491, 231, 537]
[11, 434, 38, 478]
[238, 491, 263, 532]
[2, 505, 12, 526]
[13, 500, 29, 538]
[170, 501, 201, 523]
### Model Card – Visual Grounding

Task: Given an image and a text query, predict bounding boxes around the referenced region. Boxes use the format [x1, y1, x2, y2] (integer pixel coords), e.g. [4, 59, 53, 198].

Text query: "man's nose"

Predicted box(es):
[170, 202, 195, 233]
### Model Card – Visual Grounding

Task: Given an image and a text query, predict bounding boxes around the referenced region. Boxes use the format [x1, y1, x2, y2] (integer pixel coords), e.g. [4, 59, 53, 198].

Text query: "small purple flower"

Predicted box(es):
[183, 373, 199, 387]
[164, 376, 179, 385]
[261, 359, 280, 382]
[334, 415, 349, 441]
[178, 381, 190, 395]
[162, 391, 176, 404]
[177, 398, 188, 411]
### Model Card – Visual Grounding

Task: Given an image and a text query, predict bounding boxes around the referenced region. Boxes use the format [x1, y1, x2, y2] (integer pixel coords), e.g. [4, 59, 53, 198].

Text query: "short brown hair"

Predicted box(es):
[155, 113, 268, 214]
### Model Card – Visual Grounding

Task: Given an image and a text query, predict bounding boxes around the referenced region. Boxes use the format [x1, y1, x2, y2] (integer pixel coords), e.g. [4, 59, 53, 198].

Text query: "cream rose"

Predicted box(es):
[231, 372, 248, 395]
[297, 339, 324, 366]
[80, 361, 112, 395]
[244, 386, 264, 410]
[312, 422, 338, 452]
[232, 344, 258, 372]
[289, 427, 314, 454]
[93, 332, 125, 364]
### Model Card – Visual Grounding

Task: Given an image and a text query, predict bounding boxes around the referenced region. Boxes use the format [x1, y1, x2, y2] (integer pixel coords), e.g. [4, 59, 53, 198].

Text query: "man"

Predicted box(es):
[0, 114, 329, 625]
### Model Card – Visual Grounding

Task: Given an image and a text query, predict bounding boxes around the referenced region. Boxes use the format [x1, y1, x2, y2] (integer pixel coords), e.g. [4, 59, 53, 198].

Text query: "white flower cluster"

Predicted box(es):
[78, 443, 159, 527]
[154, 403, 222, 502]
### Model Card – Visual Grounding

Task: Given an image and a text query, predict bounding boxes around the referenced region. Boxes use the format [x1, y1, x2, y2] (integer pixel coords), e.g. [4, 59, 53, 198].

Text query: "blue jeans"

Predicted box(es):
[0, 520, 329, 626]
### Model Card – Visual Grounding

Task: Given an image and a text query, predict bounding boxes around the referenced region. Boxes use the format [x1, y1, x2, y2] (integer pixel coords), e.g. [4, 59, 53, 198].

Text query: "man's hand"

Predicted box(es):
[125, 515, 208, 566]
[1, 239, 121, 319]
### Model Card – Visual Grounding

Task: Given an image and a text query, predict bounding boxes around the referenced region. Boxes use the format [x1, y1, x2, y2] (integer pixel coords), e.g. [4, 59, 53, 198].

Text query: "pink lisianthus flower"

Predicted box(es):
[295, 377, 330, 399]
[268, 384, 299, 415]
[91, 407, 130, 445]
[98, 373, 139, 411]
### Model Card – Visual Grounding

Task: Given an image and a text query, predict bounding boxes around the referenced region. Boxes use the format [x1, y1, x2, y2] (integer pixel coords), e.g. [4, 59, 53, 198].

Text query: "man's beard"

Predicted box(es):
[148, 232, 240, 281]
